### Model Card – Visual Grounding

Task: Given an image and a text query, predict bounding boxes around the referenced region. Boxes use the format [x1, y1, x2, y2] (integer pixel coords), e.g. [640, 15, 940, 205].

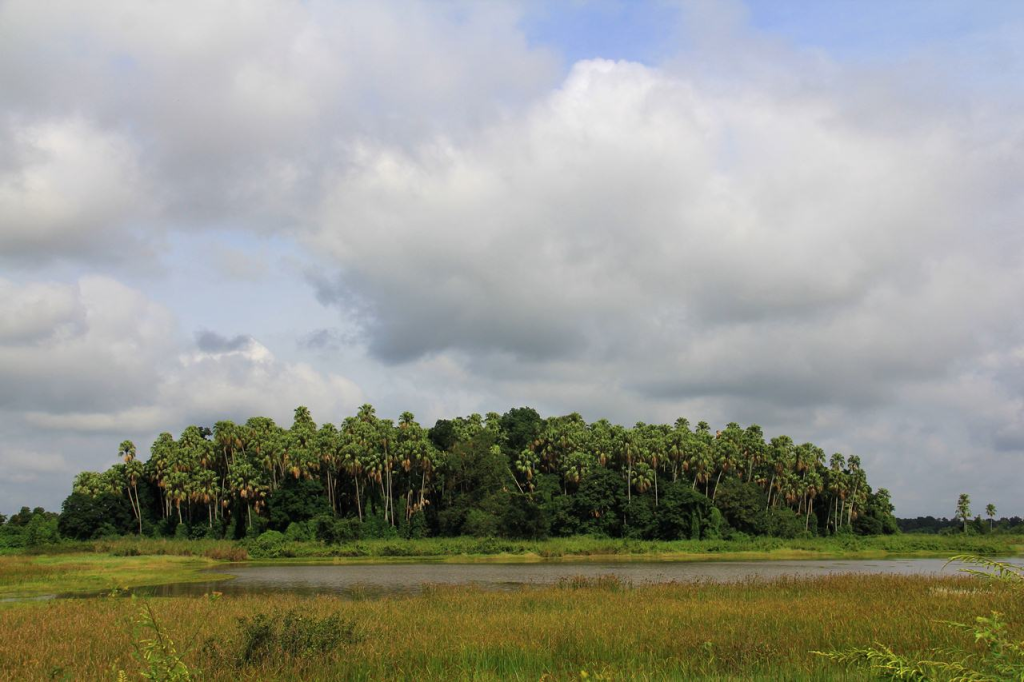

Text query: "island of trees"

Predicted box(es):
[51, 405, 902, 543]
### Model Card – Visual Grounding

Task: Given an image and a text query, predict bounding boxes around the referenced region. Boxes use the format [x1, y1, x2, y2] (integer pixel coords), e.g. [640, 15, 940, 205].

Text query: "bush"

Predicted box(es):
[462, 509, 500, 537]
[763, 507, 805, 539]
[284, 522, 312, 542]
[248, 530, 287, 558]
[237, 610, 358, 664]
[361, 513, 398, 540]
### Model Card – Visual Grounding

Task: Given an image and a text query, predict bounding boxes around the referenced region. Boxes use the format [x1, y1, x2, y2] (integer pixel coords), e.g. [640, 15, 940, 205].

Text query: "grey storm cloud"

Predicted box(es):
[195, 330, 253, 354]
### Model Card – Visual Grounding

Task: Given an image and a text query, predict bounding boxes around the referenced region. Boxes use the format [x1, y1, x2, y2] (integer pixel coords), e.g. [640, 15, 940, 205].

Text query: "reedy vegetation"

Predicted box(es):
[1, 574, 1020, 680]
[817, 556, 1024, 680]
[68, 405, 896, 541]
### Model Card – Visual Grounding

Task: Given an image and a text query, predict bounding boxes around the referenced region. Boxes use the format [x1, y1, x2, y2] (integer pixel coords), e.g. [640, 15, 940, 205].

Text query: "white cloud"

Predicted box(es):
[0, 0, 559, 261]
[0, 119, 151, 261]
[0, 276, 364, 496]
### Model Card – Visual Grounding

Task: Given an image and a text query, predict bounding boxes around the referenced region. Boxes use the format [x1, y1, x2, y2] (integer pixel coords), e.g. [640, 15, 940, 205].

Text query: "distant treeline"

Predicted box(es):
[898, 516, 1024, 535]
[58, 405, 897, 543]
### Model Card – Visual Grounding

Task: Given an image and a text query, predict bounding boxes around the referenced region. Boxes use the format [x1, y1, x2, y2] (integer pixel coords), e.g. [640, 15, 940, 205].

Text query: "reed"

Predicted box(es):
[1, 573, 1020, 680]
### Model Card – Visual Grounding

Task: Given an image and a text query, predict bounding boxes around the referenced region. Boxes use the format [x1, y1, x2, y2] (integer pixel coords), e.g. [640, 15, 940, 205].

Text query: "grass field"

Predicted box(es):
[23, 532, 1024, 562]
[0, 554, 228, 599]
[1, 573, 1020, 680]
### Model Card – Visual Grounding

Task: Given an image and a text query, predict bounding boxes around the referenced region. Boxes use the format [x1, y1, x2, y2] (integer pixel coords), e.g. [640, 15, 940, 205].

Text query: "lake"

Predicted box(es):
[123, 556, 1022, 599]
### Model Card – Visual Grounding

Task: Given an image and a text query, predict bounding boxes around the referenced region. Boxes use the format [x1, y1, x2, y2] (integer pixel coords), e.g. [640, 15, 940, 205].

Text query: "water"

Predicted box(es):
[125, 557, 1022, 599]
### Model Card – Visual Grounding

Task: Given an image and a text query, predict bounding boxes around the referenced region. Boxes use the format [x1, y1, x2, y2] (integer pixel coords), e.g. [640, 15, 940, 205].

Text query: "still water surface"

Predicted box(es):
[132, 557, 1022, 599]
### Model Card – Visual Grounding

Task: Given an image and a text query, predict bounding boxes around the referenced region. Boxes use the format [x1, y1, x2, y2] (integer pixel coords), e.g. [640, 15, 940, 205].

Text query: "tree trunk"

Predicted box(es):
[355, 475, 363, 523]
[711, 469, 723, 503]
[627, 458, 632, 504]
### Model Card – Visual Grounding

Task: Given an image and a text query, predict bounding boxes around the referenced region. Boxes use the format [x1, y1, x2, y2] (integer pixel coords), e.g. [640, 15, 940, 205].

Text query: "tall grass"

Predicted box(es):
[1, 574, 1020, 680]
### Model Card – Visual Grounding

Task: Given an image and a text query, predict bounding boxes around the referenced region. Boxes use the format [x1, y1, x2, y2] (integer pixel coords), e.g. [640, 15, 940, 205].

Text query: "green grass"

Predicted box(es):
[1, 573, 1020, 680]
[0, 554, 230, 599]
[25, 533, 1023, 563]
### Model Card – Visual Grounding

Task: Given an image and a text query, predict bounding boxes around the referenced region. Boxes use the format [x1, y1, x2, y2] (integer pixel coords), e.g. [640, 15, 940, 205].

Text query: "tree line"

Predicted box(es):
[61, 405, 898, 541]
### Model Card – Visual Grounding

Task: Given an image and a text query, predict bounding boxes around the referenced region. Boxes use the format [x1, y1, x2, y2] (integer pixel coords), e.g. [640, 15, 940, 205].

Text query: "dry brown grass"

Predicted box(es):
[1, 573, 1020, 680]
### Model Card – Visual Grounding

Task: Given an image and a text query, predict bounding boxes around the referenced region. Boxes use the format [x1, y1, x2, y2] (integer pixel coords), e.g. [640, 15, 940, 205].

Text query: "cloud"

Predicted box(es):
[299, 54, 1024, 516]
[195, 330, 253, 354]
[0, 119, 151, 263]
[299, 328, 356, 353]
[309, 58, 1021, 377]
[2, 1, 1023, 517]
[0, 276, 365, 503]
[0, 277, 176, 413]
[0, 279, 86, 345]
[0, 0, 560, 264]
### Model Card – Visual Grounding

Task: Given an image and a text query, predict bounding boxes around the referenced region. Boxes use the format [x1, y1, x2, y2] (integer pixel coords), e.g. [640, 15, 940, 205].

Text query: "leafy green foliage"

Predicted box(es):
[56, 404, 897, 543]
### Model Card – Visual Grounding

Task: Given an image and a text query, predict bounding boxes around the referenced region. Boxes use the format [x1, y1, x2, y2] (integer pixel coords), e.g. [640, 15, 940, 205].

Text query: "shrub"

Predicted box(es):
[250, 530, 285, 554]
[237, 610, 357, 664]
[284, 522, 312, 542]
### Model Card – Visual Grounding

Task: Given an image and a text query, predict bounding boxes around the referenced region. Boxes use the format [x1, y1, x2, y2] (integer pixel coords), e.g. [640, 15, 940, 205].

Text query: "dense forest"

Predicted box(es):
[51, 405, 901, 543]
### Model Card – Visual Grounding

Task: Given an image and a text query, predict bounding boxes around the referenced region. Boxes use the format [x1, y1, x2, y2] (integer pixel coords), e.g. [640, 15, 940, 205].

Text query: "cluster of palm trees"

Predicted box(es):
[522, 414, 875, 532]
[73, 405, 883, 535]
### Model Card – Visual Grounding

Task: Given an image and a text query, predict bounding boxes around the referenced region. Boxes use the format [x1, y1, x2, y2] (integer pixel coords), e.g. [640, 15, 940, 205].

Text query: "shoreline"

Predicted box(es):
[2, 536, 1021, 599]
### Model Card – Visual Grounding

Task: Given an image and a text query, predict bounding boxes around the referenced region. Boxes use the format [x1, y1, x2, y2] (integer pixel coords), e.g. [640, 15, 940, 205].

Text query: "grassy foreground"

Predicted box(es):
[1, 574, 1021, 680]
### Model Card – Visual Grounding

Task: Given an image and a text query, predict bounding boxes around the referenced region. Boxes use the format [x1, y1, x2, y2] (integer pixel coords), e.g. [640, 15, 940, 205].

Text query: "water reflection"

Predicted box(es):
[120, 557, 1022, 599]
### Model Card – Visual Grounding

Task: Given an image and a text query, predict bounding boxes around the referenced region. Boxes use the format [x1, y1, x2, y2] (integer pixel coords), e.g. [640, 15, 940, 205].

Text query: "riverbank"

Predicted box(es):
[2, 573, 1020, 680]
[3, 534, 1019, 599]
[0, 554, 231, 599]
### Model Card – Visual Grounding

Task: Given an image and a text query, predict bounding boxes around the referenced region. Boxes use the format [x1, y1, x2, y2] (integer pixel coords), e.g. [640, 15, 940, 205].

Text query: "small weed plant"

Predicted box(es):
[122, 601, 199, 681]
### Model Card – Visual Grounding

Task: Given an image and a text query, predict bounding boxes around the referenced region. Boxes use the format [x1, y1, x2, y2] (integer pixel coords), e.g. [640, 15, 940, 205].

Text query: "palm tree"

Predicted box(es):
[742, 424, 765, 484]
[668, 418, 690, 482]
[804, 468, 822, 532]
[826, 453, 846, 532]
[615, 426, 637, 505]
[956, 493, 972, 533]
[845, 455, 864, 528]
[119, 440, 143, 534]
[317, 423, 341, 514]
[766, 436, 794, 510]
[711, 423, 742, 503]
[146, 432, 177, 518]
[986, 503, 997, 532]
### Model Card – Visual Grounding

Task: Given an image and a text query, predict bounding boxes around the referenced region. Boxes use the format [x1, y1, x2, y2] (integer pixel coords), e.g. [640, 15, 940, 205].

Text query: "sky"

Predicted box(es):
[1, 0, 1022, 517]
